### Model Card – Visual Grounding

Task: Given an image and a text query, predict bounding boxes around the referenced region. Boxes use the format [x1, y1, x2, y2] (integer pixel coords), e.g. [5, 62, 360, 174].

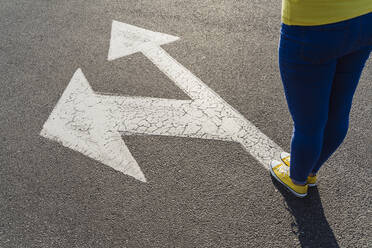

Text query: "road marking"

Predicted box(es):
[41, 21, 284, 182]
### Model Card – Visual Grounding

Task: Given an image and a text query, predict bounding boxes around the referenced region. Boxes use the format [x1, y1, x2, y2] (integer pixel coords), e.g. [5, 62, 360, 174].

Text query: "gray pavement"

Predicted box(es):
[1, 1, 371, 247]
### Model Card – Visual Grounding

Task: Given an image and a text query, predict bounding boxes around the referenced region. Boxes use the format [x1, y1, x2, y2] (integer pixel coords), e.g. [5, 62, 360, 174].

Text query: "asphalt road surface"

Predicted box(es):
[1, 1, 371, 247]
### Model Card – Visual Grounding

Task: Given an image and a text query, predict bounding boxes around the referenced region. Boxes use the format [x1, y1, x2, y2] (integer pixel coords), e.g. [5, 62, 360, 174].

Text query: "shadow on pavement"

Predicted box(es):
[271, 176, 340, 248]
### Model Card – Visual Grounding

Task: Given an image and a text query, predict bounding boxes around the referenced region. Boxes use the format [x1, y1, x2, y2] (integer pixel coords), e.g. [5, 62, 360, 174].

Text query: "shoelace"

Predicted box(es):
[277, 164, 289, 175]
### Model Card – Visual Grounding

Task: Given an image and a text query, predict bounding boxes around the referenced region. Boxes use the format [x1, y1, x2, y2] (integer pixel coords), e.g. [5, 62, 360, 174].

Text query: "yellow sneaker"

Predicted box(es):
[270, 160, 308, 198]
[280, 152, 317, 187]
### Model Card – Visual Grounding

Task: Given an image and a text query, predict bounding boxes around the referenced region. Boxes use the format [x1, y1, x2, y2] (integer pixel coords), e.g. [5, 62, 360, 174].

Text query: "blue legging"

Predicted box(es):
[279, 12, 372, 183]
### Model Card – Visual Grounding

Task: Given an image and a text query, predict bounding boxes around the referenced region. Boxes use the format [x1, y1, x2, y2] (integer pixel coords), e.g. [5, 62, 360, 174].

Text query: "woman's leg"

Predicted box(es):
[279, 59, 337, 184]
[311, 47, 372, 174]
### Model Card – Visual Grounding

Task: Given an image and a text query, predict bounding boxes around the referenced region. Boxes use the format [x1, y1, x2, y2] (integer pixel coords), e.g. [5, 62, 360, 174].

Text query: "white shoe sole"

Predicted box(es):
[270, 161, 307, 198]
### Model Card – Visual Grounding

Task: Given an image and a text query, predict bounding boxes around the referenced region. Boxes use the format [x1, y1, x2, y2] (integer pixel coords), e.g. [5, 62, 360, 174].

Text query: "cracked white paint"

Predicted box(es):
[41, 21, 284, 182]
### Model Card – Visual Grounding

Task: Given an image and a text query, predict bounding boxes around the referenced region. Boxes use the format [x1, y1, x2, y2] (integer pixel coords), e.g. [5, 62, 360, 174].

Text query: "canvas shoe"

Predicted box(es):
[270, 160, 308, 198]
[280, 152, 317, 187]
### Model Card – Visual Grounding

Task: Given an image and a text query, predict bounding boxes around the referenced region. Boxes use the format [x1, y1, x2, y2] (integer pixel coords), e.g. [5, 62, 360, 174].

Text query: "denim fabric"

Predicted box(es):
[278, 12, 372, 182]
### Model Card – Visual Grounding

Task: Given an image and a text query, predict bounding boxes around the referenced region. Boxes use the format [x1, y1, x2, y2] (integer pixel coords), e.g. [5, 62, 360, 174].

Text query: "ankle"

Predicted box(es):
[292, 181, 306, 186]
[291, 178, 306, 186]
[309, 173, 316, 177]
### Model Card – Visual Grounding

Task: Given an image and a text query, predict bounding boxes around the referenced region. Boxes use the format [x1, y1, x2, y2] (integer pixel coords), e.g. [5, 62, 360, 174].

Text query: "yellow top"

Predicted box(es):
[282, 0, 372, 26]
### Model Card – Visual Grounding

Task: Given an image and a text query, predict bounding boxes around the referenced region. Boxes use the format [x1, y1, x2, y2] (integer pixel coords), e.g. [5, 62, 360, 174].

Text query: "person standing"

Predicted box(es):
[270, 1, 372, 197]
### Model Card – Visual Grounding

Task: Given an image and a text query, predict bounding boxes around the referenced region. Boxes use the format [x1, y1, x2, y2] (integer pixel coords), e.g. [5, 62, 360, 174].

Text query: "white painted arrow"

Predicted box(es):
[41, 21, 284, 182]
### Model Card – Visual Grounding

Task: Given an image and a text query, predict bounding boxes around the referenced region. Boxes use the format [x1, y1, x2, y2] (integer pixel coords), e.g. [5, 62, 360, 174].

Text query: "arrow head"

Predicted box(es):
[108, 20, 179, 60]
[40, 69, 147, 182]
